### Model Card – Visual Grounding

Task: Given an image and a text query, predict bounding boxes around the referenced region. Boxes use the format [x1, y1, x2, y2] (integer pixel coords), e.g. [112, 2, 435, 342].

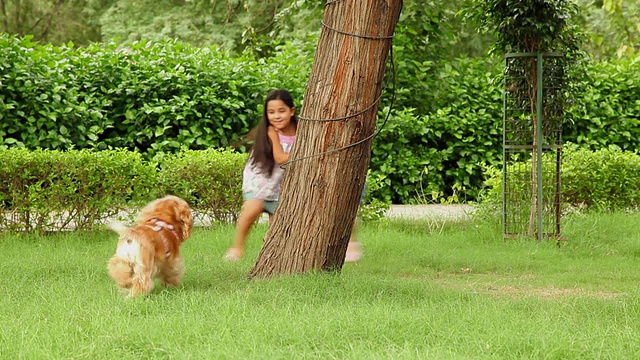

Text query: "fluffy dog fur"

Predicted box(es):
[107, 195, 193, 297]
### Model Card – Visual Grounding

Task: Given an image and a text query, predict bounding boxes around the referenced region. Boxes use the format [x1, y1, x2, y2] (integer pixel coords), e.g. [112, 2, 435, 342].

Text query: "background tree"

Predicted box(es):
[574, 0, 640, 58]
[2, 0, 637, 60]
[464, 0, 582, 237]
[249, 0, 403, 279]
[98, 0, 292, 50]
[0, 0, 105, 46]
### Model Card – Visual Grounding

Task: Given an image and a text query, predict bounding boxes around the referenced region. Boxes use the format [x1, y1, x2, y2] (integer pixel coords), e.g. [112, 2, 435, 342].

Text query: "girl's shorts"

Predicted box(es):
[243, 193, 278, 215]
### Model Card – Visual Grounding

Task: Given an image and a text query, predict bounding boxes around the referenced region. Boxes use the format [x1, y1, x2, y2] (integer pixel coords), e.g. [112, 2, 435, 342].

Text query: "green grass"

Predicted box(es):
[2, 211, 640, 359]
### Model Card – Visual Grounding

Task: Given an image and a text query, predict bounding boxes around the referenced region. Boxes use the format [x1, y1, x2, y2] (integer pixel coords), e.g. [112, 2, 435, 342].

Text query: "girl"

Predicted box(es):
[224, 89, 297, 261]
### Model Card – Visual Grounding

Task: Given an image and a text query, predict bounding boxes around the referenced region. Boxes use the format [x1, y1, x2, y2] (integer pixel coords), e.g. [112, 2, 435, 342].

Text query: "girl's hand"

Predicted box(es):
[267, 125, 278, 139]
[268, 126, 290, 165]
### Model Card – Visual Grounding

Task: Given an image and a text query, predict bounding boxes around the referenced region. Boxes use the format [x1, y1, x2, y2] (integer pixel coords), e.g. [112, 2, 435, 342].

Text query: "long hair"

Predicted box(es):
[248, 89, 297, 176]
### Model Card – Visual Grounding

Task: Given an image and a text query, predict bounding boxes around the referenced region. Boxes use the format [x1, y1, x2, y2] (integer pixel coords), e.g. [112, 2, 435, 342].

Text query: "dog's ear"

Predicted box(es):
[179, 207, 193, 240]
[167, 197, 193, 240]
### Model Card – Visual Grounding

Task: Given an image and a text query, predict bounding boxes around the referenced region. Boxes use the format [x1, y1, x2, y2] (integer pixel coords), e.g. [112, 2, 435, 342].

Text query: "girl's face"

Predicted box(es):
[266, 99, 295, 132]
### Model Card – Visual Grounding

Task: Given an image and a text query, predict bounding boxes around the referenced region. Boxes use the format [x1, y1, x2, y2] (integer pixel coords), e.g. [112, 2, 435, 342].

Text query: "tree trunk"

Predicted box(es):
[249, 0, 402, 279]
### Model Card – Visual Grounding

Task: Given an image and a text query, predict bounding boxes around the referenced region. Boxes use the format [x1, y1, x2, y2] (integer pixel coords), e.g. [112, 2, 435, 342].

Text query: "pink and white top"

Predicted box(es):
[242, 132, 295, 201]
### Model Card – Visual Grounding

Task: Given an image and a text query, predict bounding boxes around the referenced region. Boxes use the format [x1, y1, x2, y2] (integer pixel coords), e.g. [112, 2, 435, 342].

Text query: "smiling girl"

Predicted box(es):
[224, 89, 297, 261]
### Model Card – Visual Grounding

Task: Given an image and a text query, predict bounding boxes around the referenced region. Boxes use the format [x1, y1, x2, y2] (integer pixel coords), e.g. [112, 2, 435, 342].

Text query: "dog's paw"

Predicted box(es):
[161, 280, 181, 288]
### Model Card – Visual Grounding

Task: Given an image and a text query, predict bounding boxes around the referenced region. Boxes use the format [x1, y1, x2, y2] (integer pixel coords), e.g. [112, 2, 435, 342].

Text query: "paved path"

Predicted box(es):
[252, 204, 475, 224]
[385, 204, 475, 221]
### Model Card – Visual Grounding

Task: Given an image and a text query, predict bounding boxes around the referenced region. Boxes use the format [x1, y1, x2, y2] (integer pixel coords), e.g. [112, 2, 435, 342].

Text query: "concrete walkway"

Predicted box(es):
[385, 204, 475, 221]
[251, 204, 476, 224]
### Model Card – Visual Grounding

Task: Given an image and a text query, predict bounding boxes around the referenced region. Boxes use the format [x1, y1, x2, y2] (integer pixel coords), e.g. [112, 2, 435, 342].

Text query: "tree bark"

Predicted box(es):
[249, 0, 402, 279]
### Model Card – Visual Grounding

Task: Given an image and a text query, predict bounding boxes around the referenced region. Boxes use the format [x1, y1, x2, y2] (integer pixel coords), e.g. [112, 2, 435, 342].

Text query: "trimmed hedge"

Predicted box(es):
[0, 148, 157, 232]
[0, 148, 390, 232]
[156, 148, 247, 224]
[562, 143, 640, 209]
[0, 148, 245, 232]
[3, 144, 636, 233]
[479, 143, 640, 213]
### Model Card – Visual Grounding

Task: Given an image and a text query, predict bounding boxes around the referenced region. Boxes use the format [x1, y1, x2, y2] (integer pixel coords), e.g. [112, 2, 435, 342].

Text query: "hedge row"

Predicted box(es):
[2, 144, 637, 233]
[0, 148, 387, 233]
[480, 143, 640, 212]
[0, 148, 246, 232]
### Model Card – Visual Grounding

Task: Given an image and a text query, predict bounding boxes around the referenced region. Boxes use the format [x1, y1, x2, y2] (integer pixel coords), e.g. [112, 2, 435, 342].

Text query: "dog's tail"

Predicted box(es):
[107, 221, 129, 235]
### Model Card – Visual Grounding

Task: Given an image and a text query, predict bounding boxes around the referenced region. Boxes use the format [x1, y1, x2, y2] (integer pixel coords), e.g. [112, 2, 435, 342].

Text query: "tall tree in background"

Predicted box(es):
[249, 0, 403, 279]
[575, 0, 640, 58]
[2, 0, 636, 59]
[1, 0, 62, 40]
[0, 0, 104, 46]
[98, 0, 290, 49]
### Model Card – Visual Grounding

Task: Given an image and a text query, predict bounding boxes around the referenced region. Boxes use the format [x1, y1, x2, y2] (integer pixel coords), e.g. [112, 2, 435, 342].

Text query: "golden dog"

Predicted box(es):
[107, 195, 193, 297]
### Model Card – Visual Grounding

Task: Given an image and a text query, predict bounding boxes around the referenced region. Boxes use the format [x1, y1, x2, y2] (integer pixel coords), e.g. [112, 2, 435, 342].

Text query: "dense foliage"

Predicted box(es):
[0, 35, 309, 156]
[2, 0, 637, 60]
[564, 55, 640, 151]
[1, 34, 639, 203]
[372, 58, 504, 203]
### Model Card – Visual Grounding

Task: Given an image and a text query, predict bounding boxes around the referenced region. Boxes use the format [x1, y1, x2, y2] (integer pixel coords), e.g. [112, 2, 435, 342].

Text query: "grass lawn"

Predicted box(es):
[1, 211, 640, 359]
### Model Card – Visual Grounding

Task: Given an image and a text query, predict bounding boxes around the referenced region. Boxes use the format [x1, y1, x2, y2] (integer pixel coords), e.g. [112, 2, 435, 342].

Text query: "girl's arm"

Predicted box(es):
[268, 126, 290, 165]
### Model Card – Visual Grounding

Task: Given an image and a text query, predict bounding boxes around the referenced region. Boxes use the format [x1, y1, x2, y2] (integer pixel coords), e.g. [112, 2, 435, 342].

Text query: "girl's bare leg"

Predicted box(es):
[345, 218, 363, 263]
[224, 199, 264, 261]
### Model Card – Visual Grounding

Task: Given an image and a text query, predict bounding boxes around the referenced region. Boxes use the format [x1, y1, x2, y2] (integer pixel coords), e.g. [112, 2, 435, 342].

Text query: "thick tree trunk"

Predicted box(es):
[249, 0, 402, 279]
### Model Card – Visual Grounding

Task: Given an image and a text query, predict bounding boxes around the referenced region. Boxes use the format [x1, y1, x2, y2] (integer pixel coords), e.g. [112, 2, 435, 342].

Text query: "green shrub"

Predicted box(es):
[562, 143, 640, 209]
[0, 148, 249, 232]
[357, 173, 391, 223]
[478, 143, 640, 213]
[370, 108, 449, 203]
[0, 36, 104, 150]
[0, 148, 157, 232]
[369, 57, 504, 204]
[564, 57, 640, 151]
[0, 35, 309, 157]
[156, 148, 247, 223]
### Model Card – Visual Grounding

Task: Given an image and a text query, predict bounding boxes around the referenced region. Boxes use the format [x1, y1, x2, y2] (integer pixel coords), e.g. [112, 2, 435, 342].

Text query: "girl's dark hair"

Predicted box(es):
[248, 89, 297, 176]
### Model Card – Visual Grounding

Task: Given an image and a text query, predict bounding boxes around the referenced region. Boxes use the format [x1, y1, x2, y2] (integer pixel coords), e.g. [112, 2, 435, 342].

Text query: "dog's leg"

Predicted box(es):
[129, 251, 155, 297]
[107, 256, 133, 289]
[160, 256, 185, 287]
[130, 264, 154, 297]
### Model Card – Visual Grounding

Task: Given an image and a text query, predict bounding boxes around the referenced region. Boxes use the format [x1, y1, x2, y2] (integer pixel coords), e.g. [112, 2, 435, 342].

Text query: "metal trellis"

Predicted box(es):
[502, 52, 564, 241]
